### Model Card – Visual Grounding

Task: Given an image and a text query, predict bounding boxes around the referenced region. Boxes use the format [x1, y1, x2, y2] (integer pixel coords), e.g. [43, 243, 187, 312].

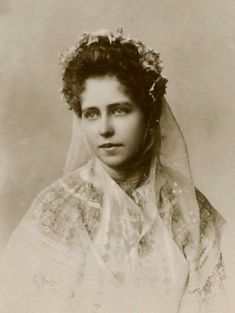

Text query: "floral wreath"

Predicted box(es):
[59, 27, 168, 104]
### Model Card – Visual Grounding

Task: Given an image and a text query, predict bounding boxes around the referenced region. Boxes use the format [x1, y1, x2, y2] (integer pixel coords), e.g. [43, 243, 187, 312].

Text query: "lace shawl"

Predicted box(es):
[0, 160, 228, 313]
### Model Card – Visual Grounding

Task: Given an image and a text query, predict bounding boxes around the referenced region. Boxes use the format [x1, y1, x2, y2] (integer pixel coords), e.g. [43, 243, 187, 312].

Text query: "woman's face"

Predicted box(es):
[80, 75, 146, 169]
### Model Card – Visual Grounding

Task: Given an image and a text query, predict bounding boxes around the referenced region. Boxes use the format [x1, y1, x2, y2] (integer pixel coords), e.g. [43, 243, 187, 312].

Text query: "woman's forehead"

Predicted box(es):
[80, 76, 133, 109]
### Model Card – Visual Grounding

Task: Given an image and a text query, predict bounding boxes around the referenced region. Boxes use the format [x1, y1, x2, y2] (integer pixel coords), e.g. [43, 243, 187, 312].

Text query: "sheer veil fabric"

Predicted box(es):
[64, 97, 226, 282]
[65, 99, 201, 248]
[0, 99, 229, 312]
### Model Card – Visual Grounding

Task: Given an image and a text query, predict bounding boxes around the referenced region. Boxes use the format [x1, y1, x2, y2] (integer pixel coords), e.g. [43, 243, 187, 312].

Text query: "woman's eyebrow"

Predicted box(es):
[108, 101, 132, 108]
[81, 106, 98, 113]
[82, 102, 132, 113]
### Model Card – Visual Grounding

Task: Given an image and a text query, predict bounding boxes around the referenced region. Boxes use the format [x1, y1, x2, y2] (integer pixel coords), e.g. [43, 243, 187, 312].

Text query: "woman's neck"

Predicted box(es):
[100, 159, 150, 185]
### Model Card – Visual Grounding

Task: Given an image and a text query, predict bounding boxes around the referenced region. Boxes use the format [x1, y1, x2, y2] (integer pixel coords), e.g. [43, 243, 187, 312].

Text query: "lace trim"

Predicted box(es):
[191, 253, 226, 304]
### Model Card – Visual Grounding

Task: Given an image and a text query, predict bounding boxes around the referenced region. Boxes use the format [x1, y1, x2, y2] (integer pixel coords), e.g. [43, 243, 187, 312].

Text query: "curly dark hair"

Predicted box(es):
[61, 35, 167, 119]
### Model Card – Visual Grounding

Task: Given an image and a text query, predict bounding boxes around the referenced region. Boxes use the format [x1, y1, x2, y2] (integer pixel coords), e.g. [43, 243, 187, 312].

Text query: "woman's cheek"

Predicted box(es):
[82, 123, 98, 148]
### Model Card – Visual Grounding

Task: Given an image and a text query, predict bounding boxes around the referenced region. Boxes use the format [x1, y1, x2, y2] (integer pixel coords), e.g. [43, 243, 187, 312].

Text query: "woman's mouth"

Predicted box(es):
[99, 143, 123, 150]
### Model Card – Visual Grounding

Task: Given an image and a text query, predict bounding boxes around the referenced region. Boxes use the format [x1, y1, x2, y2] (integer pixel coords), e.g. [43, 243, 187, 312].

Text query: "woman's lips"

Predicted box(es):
[99, 143, 122, 148]
[98, 143, 123, 153]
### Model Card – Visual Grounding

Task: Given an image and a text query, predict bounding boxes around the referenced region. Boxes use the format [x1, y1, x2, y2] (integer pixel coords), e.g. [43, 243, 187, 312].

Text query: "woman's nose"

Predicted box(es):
[99, 115, 114, 138]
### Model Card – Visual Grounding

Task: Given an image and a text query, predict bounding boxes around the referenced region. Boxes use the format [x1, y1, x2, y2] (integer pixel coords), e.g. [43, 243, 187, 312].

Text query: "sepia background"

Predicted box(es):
[0, 0, 235, 301]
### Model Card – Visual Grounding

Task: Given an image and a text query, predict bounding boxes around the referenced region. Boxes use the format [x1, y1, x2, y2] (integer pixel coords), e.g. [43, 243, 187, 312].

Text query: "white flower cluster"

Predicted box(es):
[60, 27, 163, 75]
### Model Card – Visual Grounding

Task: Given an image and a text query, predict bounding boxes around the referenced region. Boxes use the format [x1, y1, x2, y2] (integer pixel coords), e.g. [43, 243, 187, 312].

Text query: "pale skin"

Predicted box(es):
[80, 75, 147, 181]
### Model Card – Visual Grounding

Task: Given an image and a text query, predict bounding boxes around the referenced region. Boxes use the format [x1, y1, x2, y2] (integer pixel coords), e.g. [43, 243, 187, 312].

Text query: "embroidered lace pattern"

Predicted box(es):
[27, 173, 103, 249]
[195, 188, 221, 245]
[157, 182, 192, 251]
[156, 184, 223, 257]
[27, 171, 225, 303]
[156, 184, 227, 308]
[202, 253, 226, 302]
[191, 253, 226, 305]
[28, 175, 221, 257]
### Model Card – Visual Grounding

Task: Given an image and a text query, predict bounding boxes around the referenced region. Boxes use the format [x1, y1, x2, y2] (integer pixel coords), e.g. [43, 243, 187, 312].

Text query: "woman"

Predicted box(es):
[0, 28, 229, 313]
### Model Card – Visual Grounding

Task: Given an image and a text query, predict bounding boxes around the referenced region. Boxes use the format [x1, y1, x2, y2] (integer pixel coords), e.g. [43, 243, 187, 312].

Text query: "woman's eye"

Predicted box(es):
[84, 111, 98, 120]
[112, 107, 130, 116]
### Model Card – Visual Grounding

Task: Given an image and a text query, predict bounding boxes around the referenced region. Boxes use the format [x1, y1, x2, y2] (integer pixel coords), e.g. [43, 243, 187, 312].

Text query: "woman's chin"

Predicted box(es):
[99, 160, 126, 170]
[98, 155, 133, 171]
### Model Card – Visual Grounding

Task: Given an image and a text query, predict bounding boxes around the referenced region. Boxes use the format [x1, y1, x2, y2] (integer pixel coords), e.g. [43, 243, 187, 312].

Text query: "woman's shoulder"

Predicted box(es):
[22, 162, 103, 247]
[31, 162, 103, 208]
[158, 180, 225, 251]
[61, 162, 103, 203]
[158, 178, 225, 230]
